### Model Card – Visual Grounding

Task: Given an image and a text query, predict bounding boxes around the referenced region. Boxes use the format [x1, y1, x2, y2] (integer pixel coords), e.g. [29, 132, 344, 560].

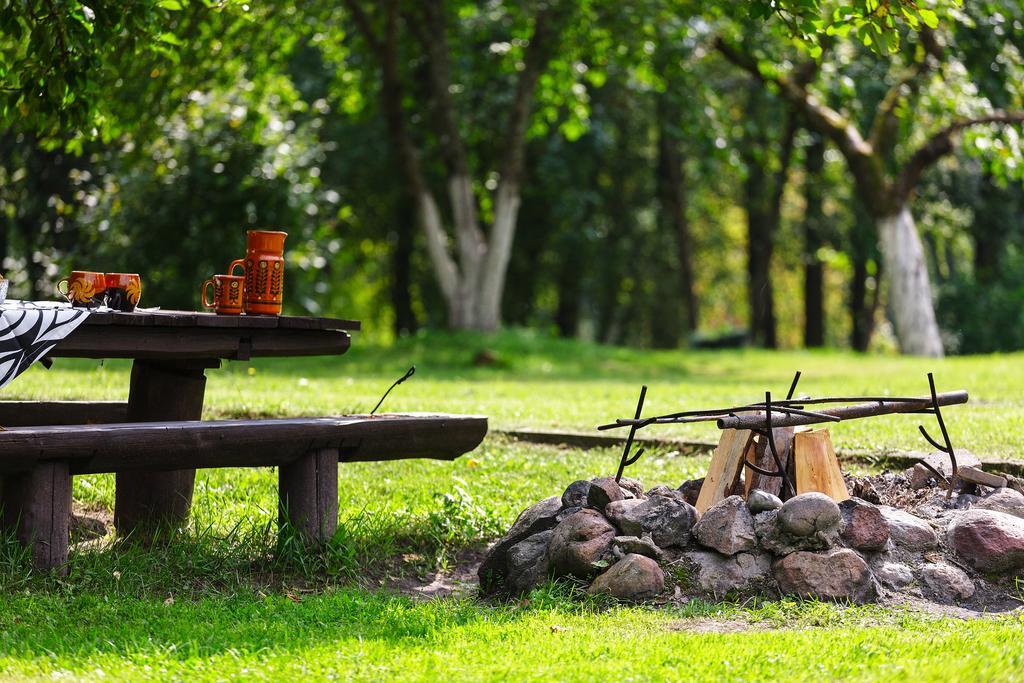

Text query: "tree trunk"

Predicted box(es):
[655, 95, 698, 334]
[848, 199, 879, 351]
[877, 205, 944, 357]
[477, 182, 521, 331]
[555, 256, 581, 338]
[802, 135, 825, 347]
[390, 197, 418, 335]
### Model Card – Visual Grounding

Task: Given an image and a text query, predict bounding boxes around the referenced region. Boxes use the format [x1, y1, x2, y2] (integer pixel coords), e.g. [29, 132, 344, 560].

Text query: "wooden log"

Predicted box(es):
[0, 414, 489, 474]
[0, 401, 128, 427]
[794, 429, 850, 501]
[0, 461, 71, 573]
[957, 466, 1007, 489]
[695, 428, 753, 513]
[744, 427, 794, 497]
[716, 391, 968, 431]
[279, 448, 339, 546]
[114, 360, 208, 541]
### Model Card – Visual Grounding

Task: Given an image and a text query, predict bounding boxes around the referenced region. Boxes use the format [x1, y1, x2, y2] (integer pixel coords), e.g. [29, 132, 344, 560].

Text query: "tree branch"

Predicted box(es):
[869, 29, 940, 154]
[343, 0, 461, 298]
[714, 36, 889, 207]
[496, 1, 571, 188]
[714, 37, 870, 160]
[341, 0, 384, 58]
[894, 111, 1024, 203]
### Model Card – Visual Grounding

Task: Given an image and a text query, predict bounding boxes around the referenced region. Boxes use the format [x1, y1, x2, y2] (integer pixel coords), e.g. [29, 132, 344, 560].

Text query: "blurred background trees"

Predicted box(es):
[2, 0, 1022, 355]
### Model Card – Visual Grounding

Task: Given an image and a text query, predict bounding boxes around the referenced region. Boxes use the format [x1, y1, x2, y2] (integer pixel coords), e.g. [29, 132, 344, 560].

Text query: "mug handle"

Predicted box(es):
[201, 280, 216, 309]
[56, 277, 70, 299]
[228, 259, 245, 277]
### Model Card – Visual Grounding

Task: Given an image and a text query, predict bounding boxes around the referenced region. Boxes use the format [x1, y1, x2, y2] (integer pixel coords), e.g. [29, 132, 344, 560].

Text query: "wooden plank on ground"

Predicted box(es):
[695, 428, 753, 513]
[794, 428, 850, 501]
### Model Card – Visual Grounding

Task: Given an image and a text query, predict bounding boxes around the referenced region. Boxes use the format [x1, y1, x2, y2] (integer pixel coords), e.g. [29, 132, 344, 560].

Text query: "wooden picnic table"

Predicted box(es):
[43, 309, 361, 538]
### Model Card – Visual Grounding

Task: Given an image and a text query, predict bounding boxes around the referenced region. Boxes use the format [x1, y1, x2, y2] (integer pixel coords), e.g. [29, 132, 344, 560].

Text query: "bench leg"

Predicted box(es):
[1, 462, 71, 573]
[279, 449, 339, 546]
[115, 359, 212, 541]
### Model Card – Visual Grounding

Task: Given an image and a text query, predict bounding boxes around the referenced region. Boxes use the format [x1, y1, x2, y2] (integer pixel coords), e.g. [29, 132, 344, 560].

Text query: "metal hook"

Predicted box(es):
[370, 365, 416, 415]
[743, 391, 796, 498]
[615, 385, 647, 483]
[916, 372, 958, 499]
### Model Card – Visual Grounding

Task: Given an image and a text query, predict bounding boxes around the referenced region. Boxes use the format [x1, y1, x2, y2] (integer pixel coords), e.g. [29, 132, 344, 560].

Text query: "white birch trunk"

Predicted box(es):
[417, 191, 467, 327]
[478, 181, 521, 332]
[877, 206, 945, 357]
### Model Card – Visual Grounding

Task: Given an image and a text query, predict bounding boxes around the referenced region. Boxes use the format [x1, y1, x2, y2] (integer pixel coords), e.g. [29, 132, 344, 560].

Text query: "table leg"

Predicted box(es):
[114, 359, 217, 541]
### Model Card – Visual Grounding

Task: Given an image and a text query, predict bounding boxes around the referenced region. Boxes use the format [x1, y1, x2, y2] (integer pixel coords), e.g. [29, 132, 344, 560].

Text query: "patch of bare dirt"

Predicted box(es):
[380, 545, 487, 600]
[668, 617, 767, 633]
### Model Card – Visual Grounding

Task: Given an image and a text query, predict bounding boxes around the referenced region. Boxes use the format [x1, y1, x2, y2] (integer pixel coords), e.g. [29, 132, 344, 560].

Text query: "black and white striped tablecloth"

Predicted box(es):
[0, 301, 91, 389]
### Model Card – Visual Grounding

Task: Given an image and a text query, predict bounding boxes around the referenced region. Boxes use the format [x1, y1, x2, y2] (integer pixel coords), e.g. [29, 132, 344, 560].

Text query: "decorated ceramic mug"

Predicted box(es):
[228, 229, 287, 315]
[104, 273, 142, 312]
[57, 271, 106, 308]
[201, 274, 245, 315]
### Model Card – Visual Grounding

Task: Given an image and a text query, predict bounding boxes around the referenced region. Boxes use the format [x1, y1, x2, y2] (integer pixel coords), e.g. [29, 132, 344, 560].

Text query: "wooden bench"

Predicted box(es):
[0, 412, 487, 572]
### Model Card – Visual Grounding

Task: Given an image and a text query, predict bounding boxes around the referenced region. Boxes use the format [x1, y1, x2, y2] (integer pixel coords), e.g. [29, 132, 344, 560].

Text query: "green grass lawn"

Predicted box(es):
[1, 330, 1022, 681]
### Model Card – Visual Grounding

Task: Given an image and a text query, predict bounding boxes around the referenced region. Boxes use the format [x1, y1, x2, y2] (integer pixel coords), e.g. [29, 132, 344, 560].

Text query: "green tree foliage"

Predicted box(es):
[1, 0, 1022, 353]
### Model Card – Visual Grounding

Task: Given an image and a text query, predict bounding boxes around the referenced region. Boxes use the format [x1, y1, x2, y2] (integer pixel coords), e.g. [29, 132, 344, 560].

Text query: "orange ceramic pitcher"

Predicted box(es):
[229, 230, 287, 315]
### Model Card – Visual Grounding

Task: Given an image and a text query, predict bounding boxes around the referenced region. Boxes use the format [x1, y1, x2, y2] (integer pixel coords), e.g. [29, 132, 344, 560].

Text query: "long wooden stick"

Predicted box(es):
[716, 391, 968, 431]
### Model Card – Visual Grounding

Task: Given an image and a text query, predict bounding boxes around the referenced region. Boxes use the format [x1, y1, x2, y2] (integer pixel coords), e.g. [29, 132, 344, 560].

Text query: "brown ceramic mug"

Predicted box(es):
[56, 271, 106, 308]
[201, 274, 245, 315]
[104, 273, 142, 312]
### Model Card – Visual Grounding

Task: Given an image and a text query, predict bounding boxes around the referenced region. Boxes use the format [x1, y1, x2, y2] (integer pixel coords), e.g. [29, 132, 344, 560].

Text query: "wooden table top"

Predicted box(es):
[81, 309, 360, 331]
[48, 309, 360, 361]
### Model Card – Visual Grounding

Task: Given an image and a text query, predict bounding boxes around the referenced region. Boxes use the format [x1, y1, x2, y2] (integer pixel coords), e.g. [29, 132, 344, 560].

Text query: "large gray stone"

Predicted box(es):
[587, 477, 626, 512]
[646, 485, 685, 502]
[879, 507, 938, 551]
[685, 550, 771, 594]
[875, 562, 915, 588]
[747, 489, 783, 514]
[693, 495, 756, 556]
[778, 493, 842, 538]
[839, 498, 889, 552]
[759, 494, 842, 554]
[506, 530, 553, 595]
[548, 509, 617, 579]
[975, 488, 1024, 519]
[588, 553, 665, 601]
[561, 480, 592, 508]
[605, 494, 698, 548]
[947, 509, 1024, 574]
[478, 495, 562, 592]
[921, 563, 975, 603]
[677, 478, 704, 507]
[617, 477, 646, 500]
[773, 549, 878, 603]
[611, 535, 662, 561]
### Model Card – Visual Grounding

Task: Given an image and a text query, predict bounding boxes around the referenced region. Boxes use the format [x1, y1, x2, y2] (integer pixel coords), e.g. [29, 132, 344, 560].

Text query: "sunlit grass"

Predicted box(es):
[11, 328, 1023, 458]
[2, 330, 1022, 680]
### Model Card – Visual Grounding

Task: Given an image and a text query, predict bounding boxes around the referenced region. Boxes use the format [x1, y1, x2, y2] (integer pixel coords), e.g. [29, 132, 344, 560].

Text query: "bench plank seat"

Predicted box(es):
[0, 413, 487, 572]
[0, 414, 487, 474]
